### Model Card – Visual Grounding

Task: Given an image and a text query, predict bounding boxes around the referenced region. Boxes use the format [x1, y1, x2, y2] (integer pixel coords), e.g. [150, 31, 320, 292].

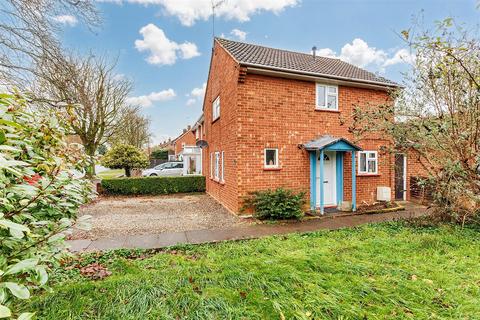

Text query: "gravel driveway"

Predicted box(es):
[71, 194, 247, 240]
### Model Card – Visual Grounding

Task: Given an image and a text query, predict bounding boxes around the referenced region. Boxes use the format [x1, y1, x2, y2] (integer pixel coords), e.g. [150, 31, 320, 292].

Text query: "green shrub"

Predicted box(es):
[150, 149, 169, 160]
[242, 188, 306, 220]
[101, 176, 206, 195]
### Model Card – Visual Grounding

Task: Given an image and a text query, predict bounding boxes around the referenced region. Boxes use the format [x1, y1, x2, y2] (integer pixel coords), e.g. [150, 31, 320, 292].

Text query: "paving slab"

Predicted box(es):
[87, 236, 127, 251]
[67, 202, 430, 252]
[68, 239, 92, 252]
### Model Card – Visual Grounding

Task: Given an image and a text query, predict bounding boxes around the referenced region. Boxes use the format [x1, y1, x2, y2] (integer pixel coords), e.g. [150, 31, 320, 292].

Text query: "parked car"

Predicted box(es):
[142, 162, 183, 177]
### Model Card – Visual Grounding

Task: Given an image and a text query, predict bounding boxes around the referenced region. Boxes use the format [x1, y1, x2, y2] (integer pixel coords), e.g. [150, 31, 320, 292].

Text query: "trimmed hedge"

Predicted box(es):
[101, 175, 206, 195]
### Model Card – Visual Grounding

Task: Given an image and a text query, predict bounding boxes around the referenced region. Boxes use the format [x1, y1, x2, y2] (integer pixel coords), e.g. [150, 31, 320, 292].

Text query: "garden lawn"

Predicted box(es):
[97, 169, 124, 179]
[28, 222, 480, 319]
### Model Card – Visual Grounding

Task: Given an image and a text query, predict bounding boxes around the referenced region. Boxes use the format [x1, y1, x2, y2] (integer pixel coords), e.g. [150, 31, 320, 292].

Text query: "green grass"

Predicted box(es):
[97, 169, 124, 179]
[27, 222, 480, 319]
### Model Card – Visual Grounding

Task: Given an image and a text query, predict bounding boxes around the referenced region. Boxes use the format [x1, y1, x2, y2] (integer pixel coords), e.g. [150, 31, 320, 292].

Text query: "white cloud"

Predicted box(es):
[316, 48, 336, 58]
[186, 82, 206, 106]
[186, 98, 196, 106]
[100, 0, 299, 26]
[316, 39, 415, 72]
[339, 38, 387, 68]
[231, 28, 247, 41]
[53, 15, 78, 26]
[191, 82, 206, 98]
[383, 48, 416, 67]
[135, 24, 200, 66]
[126, 89, 176, 107]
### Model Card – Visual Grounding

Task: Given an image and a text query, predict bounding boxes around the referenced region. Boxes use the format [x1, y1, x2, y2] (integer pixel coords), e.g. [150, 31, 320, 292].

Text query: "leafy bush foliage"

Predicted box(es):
[101, 176, 206, 195]
[242, 188, 306, 220]
[150, 149, 169, 160]
[100, 144, 149, 177]
[0, 93, 94, 318]
[350, 18, 480, 225]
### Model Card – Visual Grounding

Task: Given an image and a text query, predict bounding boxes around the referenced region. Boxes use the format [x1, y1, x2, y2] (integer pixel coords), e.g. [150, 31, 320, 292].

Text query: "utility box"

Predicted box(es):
[377, 187, 391, 202]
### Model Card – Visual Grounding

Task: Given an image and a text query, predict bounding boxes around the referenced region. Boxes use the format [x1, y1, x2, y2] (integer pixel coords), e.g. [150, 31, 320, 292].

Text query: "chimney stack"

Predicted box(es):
[312, 46, 317, 59]
[187, 125, 191, 130]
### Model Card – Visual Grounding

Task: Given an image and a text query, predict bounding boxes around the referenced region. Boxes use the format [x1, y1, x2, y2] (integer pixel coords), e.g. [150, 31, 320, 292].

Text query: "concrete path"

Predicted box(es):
[67, 202, 429, 252]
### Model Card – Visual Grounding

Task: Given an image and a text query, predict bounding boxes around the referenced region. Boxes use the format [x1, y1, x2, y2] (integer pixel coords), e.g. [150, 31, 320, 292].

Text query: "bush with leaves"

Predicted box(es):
[241, 188, 306, 220]
[100, 144, 149, 177]
[350, 17, 480, 225]
[0, 93, 94, 318]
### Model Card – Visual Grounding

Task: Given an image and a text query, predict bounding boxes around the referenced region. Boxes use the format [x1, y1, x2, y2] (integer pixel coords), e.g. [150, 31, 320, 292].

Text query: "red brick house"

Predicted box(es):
[173, 126, 196, 159]
[201, 38, 402, 214]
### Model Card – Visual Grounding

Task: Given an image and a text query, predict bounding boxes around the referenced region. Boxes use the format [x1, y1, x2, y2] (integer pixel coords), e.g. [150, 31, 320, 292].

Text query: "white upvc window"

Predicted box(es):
[358, 151, 378, 174]
[214, 151, 220, 180]
[212, 96, 220, 121]
[316, 84, 338, 110]
[221, 151, 225, 182]
[264, 148, 279, 168]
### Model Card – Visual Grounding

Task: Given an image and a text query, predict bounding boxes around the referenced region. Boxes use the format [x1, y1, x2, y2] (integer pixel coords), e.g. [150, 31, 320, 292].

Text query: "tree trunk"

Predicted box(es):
[84, 144, 97, 178]
[125, 167, 131, 177]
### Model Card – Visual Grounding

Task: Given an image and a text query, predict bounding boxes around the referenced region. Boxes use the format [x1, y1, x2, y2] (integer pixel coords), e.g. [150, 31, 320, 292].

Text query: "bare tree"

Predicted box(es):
[37, 53, 132, 176]
[350, 18, 480, 224]
[110, 106, 152, 149]
[0, 0, 99, 90]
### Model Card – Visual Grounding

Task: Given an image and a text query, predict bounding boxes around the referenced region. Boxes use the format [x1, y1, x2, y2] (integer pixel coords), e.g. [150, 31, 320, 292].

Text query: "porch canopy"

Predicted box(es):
[303, 135, 362, 214]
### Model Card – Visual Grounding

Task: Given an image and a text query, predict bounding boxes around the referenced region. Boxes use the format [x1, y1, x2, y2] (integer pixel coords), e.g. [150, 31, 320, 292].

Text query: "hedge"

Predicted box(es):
[101, 175, 206, 195]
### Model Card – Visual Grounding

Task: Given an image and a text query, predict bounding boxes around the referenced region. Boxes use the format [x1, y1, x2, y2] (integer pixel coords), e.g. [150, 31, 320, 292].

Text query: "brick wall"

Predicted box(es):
[405, 149, 430, 201]
[202, 41, 240, 213]
[236, 73, 394, 211]
[203, 42, 396, 213]
[174, 130, 196, 156]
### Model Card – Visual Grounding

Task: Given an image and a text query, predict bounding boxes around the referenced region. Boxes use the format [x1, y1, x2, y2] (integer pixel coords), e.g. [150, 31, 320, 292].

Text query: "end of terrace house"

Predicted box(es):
[190, 37, 404, 215]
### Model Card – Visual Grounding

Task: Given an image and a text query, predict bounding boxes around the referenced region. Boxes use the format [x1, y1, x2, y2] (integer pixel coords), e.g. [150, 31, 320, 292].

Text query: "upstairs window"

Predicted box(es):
[316, 84, 338, 110]
[358, 151, 378, 174]
[212, 96, 220, 121]
[264, 148, 278, 168]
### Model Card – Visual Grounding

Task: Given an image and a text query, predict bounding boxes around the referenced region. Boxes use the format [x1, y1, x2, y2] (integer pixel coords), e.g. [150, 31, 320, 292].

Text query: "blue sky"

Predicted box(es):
[57, 0, 479, 145]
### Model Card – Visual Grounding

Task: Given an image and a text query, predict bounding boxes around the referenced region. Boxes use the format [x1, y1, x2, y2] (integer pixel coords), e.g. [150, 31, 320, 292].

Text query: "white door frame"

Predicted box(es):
[315, 151, 337, 207]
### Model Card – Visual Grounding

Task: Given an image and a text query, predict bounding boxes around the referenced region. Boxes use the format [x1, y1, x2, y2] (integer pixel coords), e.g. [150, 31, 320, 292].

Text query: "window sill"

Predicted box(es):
[263, 167, 281, 171]
[211, 117, 220, 124]
[314, 108, 340, 113]
[357, 173, 380, 177]
[210, 177, 225, 185]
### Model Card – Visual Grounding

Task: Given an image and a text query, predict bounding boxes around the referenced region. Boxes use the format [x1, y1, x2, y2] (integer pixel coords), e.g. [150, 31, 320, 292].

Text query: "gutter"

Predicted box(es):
[242, 62, 403, 90]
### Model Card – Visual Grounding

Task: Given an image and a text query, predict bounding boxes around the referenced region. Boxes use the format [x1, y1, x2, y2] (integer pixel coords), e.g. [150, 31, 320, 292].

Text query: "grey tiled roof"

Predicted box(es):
[303, 135, 362, 151]
[216, 38, 399, 87]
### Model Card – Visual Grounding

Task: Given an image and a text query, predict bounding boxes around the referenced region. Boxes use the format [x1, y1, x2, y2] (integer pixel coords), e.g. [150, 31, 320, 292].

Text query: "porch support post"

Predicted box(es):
[309, 152, 316, 210]
[352, 150, 357, 211]
[320, 149, 325, 215]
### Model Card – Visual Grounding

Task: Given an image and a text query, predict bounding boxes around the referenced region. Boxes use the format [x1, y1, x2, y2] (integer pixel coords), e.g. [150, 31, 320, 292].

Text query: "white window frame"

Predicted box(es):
[315, 84, 338, 110]
[212, 96, 220, 121]
[264, 148, 279, 168]
[221, 151, 225, 182]
[358, 151, 378, 174]
[210, 152, 213, 178]
[214, 151, 220, 180]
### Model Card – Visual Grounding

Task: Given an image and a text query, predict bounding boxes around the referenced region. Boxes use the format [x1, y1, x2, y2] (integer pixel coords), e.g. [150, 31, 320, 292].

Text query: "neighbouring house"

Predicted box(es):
[200, 38, 408, 214]
[173, 125, 202, 175]
[173, 126, 196, 159]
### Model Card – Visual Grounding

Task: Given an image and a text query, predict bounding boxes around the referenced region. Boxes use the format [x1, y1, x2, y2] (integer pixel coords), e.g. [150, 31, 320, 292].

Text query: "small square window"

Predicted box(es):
[358, 151, 378, 174]
[264, 149, 278, 168]
[316, 84, 338, 110]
